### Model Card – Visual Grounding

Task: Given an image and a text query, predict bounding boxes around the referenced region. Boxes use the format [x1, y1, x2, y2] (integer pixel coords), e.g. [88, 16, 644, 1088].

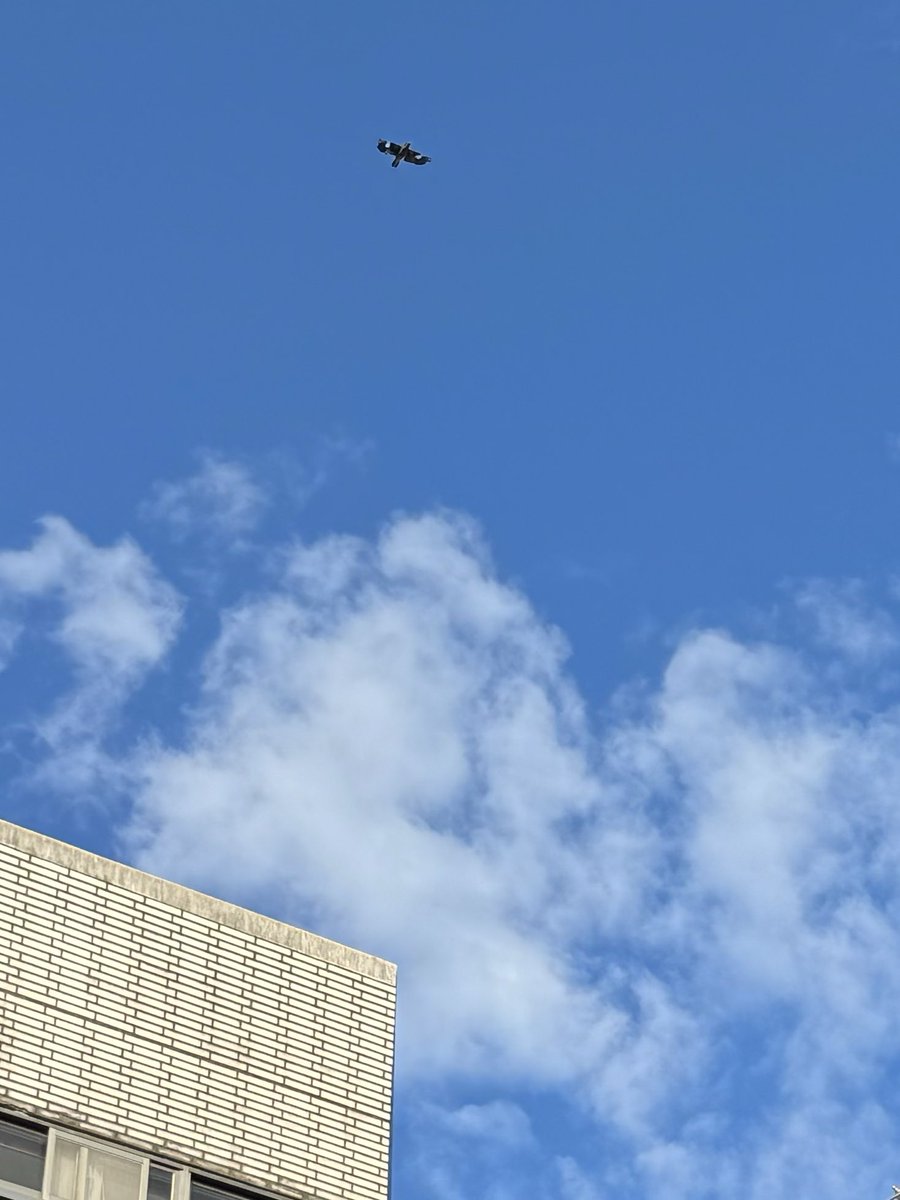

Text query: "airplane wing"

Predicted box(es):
[406, 149, 431, 165]
[377, 140, 404, 155]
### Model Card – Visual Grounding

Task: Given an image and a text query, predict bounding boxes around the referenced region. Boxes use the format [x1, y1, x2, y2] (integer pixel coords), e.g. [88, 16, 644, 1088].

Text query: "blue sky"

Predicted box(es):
[2, 3, 900, 1198]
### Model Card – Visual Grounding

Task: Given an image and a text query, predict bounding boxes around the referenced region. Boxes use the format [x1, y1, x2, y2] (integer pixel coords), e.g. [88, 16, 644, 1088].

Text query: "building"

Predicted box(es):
[0, 819, 396, 1200]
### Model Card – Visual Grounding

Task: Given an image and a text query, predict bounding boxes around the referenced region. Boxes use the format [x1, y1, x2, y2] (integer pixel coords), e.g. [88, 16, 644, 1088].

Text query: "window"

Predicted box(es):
[44, 1132, 147, 1200]
[190, 1179, 278, 1200]
[0, 1117, 47, 1200]
[0, 1120, 186, 1200]
[0, 1128, 295, 1200]
[145, 1172, 175, 1200]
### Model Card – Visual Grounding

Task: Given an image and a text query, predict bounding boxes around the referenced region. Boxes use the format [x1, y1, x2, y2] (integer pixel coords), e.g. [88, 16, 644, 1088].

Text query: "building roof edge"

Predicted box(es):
[0, 818, 396, 986]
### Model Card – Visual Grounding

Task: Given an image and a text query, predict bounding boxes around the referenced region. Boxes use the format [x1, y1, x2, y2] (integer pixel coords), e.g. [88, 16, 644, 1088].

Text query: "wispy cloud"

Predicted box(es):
[556, 1157, 608, 1200]
[276, 433, 372, 509]
[435, 1101, 534, 1148]
[140, 439, 371, 562]
[140, 450, 268, 545]
[794, 578, 898, 662]
[0, 515, 182, 789]
[0, 617, 21, 672]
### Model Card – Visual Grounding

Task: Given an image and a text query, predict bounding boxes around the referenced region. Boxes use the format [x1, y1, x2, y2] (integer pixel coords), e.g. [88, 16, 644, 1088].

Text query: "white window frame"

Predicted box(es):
[1, 1181, 42, 1200]
[169, 1172, 189, 1200]
[150, 1163, 190, 1200]
[41, 1131, 149, 1200]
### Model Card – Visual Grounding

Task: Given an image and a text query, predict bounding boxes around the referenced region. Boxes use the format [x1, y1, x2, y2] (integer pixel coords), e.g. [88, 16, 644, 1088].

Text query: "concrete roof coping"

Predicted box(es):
[0, 818, 396, 985]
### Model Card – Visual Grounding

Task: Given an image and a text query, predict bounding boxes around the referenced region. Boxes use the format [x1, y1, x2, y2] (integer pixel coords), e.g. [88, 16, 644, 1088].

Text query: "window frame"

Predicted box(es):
[2, 1116, 290, 1200]
[0, 1176, 43, 1200]
[0, 1114, 48, 1200]
[42, 1131, 150, 1200]
[1, 1117, 189, 1200]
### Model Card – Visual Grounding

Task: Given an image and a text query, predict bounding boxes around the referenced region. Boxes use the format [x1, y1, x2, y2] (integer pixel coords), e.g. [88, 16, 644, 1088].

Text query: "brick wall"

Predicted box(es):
[0, 820, 396, 1200]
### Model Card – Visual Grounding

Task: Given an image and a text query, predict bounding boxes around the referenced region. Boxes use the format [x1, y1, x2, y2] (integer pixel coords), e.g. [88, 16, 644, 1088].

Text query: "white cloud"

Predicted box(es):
[280, 433, 372, 507]
[114, 515, 900, 1194]
[436, 1101, 534, 1147]
[402, 1097, 546, 1200]
[0, 617, 21, 671]
[141, 451, 267, 544]
[556, 1157, 609, 1200]
[0, 515, 182, 786]
[7, 503, 900, 1198]
[140, 440, 370, 557]
[624, 628, 900, 1025]
[794, 578, 898, 663]
[123, 510, 688, 1129]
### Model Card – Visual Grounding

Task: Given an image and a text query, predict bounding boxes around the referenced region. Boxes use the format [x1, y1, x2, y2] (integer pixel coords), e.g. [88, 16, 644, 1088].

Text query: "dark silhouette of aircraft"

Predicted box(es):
[377, 140, 431, 168]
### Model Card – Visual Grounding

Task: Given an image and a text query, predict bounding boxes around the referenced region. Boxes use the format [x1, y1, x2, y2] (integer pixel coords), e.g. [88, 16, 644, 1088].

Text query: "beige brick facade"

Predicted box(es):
[0, 820, 396, 1200]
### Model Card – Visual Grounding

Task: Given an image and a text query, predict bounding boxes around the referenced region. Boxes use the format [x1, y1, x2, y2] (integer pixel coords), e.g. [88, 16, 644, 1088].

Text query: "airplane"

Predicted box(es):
[377, 139, 431, 168]
[889, 1188, 900, 1199]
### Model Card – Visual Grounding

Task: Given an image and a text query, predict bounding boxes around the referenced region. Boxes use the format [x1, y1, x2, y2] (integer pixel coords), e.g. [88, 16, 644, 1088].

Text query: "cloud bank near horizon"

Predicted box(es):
[2, 461, 900, 1199]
